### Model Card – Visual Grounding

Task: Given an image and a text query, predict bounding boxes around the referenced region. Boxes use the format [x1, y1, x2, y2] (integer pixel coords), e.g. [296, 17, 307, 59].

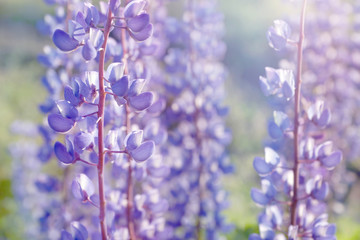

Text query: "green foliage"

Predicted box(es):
[226, 224, 259, 239]
[336, 217, 360, 239]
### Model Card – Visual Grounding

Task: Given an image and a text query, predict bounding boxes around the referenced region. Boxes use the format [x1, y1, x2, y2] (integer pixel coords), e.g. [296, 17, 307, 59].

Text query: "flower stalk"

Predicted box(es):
[291, 0, 308, 226]
[97, 8, 113, 240]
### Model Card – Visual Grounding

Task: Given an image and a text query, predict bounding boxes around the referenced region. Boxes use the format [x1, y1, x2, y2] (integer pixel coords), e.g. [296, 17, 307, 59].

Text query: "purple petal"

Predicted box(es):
[127, 13, 150, 32]
[72, 174, 95, 201]
[140, 44, 157, 55]
[251, 188, 269, 205]
[52, 29, 79, 52]
[128, 79, 145, 97]
[259, 76, 271, 96]
[65, 137, 75, 157]
[37, 144, 52, 163]
[64, 85, 81, 106]
[265, 67, 280, 84]
[145, 126, 167, 145]
[60, 230, 73, 240]
[267, 27, 287, 51]
[106, 62, 124, 82]
[89, 194, 100, 206]
[315, 108, 331, 128]
[312, 180, 328, 201]
[109, 0, 121, 12]
[71, 179, 83, 200]
[129, 23, 153, 41]
[147, 97, 166, 114]
[130, 141, 155, 162]
[37, 54, 51, 67]
[268, 121, 283, 139]
[114, 96, 127, 106]
[262, 179, 276, 198]
[288, 225, 298, 240]
[326, 224, 336, 236]
[148, 199, 169, 213]
[111, 76, 129, 96]
[35, 175, 59, 193]
[274, 111, 291, 130]
[57, 100, 78, 119]
[71, 222, 88, 240]
[74, 132, 93, 152]
[54, 141, 74, 164]
[315, 141, 333, 159]
[85, 3, 100, 26]
[267, 20, 291, 51]
[249, 234, 262, 240]
[89, 28, 104, 49]
[148, 165, 170, 178]
[82, 39, 97, 61]
[125, 130, 143, 151]
[48, 113, 75, 132]
[129, 92, 154, 111]
[320, 151, 342, 168]
[78, 174, 95, 196]
[253, 157, 273, 175]
[265, 147, 280, 165]
[76, 12, 87, 29]
[302, 138, 315, 160]
[259, 226, 275, 240]
[124, 0, 146, 18]
[282, 80, 294, 99]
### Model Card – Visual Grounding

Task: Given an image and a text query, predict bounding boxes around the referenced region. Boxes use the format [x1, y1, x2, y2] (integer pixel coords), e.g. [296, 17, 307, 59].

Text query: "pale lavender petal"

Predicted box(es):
[129, 23, 153, 41]
[129, 92, 154, 111]
[127, 13, 150, 32]
[125, 130, 143, 151]
[130, 141, 155, 162]
[124, 0, 146, 18]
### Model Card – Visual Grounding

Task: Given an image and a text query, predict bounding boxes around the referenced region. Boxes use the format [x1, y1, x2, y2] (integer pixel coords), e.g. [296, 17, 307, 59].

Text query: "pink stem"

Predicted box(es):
[120, 10, 136, 239]
[76, 158, 97, 166]
[97, 8, 113, 240]
[291, 0, 308, 226]
[125, 104, 136, 240]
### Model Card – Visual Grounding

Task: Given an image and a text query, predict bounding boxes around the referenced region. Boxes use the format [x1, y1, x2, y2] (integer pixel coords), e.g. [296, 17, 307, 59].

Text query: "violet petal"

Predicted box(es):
[129, 92, 154, 111]
[48, 113, 75, 133]
[130, 141, 155, 162]
[53, 29, 79, 52]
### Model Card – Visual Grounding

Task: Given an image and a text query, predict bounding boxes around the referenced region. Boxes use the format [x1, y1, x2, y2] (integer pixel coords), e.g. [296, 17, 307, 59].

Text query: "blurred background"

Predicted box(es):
[0, 0, 359, 239]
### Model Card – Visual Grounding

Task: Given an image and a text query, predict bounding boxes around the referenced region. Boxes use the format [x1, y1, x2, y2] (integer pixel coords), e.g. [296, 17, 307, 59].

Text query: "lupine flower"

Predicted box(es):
[251, 1, 341, 239]
[11, 0, 169, 239]
[13, 0, 240, 239]
[153, 0, 233, 239]
[300, 0, 360, 215]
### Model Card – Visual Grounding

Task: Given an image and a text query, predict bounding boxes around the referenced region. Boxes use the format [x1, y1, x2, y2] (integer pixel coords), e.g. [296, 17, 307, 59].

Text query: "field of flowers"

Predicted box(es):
[0, 0, 359, 239]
